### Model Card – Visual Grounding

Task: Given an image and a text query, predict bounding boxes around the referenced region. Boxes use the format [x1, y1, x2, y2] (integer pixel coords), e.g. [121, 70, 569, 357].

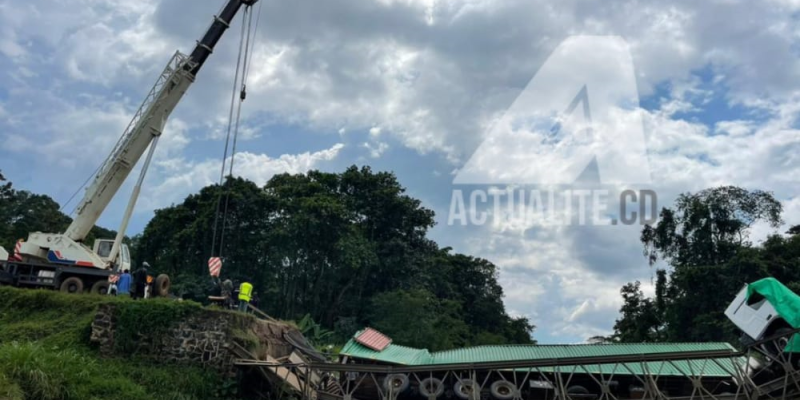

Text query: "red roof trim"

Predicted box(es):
[355, 327, 392, 351]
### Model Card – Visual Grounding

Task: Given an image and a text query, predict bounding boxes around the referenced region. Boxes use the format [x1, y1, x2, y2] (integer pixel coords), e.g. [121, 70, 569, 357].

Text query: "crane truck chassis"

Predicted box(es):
[0, 0, 258, 295]
[0, 257, 120, 295]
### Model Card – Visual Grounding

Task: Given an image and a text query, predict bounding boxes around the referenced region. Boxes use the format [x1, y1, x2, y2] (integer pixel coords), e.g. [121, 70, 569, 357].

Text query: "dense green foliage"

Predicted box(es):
[0, 287, 241, 400]
[135, 166, 534, 349]
[612, 186, 799, 344]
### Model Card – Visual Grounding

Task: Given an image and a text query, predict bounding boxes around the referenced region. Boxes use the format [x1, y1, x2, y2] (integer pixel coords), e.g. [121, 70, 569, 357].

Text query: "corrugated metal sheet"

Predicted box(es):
[354, 327, 392, 351]
[341, 340, 432, 365]
[339, 340, 741, 377]
[431, 343, 736, 364]
[532, 357, 742, 377]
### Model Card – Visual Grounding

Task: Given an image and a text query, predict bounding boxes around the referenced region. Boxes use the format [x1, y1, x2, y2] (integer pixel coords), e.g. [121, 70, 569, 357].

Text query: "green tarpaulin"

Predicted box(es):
[746, 277, 800, 351]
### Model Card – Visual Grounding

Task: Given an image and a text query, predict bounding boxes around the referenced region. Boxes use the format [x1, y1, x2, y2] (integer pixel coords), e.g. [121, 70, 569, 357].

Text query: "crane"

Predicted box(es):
[0, 0, 259, 294]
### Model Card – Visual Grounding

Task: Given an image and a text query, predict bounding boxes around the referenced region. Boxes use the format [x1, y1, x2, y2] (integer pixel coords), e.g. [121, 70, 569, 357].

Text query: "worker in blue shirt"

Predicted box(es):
[117, 269, 132, 296]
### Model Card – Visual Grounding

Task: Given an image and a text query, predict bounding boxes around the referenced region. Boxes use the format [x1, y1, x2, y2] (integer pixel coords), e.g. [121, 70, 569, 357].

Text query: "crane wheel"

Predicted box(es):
[60, 277, 84, 294]
[155, 274, 171, 297]
[91, 280, 110, 295]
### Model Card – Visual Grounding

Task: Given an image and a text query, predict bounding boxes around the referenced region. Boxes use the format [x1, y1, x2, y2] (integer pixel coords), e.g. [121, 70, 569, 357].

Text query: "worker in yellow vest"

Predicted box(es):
[238, 281, 253, 312]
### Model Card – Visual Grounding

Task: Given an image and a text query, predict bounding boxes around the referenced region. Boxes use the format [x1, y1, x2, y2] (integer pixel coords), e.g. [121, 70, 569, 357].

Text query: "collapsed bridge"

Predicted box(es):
[235, 326, 800, 400]
[236, 278, 800, 400]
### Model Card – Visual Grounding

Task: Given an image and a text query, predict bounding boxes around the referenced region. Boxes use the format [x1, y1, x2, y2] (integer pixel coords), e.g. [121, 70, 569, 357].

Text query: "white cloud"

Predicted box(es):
[715, 120, 755, 137]
[142, 143, 344, 210]
[362, 141, 389, 158]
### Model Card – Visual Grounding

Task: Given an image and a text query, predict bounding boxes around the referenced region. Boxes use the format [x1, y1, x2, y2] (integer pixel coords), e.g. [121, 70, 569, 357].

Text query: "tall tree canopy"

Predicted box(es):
[613, 186, 793, 344]
[136, 166, 534, 350]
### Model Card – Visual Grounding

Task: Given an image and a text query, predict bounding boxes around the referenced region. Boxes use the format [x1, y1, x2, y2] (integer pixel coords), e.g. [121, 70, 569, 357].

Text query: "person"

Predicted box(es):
[132, 262, 149, 300]
[221, 279, 234, 309]
[238, 281, 253, 312]
[117, 269, 132, 296]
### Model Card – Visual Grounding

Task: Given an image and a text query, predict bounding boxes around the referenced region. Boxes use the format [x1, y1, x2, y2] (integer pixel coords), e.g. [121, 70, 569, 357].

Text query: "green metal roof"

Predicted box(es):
[533, 358, 741, 377]
[341, 340, 432, 365]
[339, 340, 741, 377]
[431, 343, 736, 364]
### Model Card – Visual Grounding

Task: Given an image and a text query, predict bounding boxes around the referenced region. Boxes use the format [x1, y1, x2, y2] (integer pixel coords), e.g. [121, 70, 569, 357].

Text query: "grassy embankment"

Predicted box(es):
[0, 287, 241, 400]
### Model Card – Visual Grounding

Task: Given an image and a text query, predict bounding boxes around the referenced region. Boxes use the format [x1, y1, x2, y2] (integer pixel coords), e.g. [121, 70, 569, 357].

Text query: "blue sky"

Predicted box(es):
[1, 0, 800, 344]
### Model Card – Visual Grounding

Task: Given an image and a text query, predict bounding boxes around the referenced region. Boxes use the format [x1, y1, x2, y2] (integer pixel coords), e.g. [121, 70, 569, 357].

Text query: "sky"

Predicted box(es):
[1, 0, 800, 344]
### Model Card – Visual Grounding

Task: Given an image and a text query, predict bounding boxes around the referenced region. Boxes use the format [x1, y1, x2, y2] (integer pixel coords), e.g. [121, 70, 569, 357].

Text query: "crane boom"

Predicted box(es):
[18, 0, 258, 269]
[65, 0, 257, 242]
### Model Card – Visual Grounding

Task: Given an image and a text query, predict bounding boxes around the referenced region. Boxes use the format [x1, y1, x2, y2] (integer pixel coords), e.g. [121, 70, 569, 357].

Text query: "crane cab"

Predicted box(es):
[93, 239, 131, 272]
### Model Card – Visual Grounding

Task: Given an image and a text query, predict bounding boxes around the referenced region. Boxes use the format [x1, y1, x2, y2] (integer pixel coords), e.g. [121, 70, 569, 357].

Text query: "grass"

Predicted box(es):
[0, 287, 243, 400]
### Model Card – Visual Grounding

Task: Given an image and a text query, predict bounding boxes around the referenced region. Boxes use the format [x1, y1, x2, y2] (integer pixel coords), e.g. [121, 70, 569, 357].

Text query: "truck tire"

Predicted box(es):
[567, 385, 590, 396]
[490, 380, 517, 400]
[764, 327, 794, 359]
[383, 374, 409, 393]
[419, 377, 445, 398]
[60, 277, 84, 294]
[454, 379, 478, 400]
[91, 280, 110, 295]
[155, 274, 170, 297]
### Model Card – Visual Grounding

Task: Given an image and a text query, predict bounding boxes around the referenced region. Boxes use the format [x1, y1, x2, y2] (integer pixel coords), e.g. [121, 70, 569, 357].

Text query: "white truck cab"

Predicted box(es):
[725, 284, 783, 341]
[93, 239, 131, 272]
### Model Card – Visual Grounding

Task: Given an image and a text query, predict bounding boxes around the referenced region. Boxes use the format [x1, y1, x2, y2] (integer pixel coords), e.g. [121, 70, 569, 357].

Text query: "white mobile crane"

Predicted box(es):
[0, 0, 258, 295]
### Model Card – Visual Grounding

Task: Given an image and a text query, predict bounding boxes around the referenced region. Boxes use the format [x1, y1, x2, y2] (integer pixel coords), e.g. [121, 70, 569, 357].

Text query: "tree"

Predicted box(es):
[613, 281, 660, 342]
[135, 167, 535, 348]
[642, 186, 782, 267]
[369, 289, 469, 351]
[615, 186, 786, 343]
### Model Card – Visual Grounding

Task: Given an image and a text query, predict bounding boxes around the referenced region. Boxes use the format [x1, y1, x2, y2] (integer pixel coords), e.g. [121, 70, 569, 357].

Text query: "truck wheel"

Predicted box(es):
[454, 379, 478, 400]
[490, 380, 517, 400]
[382, 374, 409, 393]
[419, 377, 445, 398]
[91, 280, 110, 295]
[764, 327, 794, 359]
[567, 385, 590, 396]
[155, 274, 170, 297]
[60, 277, 84, 294]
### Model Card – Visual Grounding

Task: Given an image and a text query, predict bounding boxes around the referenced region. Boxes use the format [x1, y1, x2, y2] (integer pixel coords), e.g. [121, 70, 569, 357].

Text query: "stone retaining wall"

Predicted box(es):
[90, 304, 296, 374]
